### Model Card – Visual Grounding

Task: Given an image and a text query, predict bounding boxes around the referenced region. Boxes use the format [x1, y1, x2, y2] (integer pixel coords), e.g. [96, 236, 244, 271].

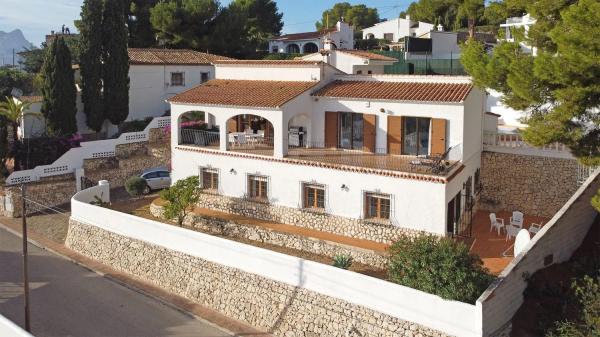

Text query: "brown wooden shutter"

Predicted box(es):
[431, 118, 447, 156]
[324, 111, 339, 148]
[227, 117, 238, 133]
[387, 116, 403, 155]
[363, 114, 377, 153]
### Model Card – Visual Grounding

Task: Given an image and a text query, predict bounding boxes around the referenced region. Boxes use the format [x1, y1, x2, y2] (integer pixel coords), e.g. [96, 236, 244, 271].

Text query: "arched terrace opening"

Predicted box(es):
[178, 110, 219, 147]
[365, 33, 375, 39]
[286, 43, 300, 54]
[302, 42, 318, 54]
[226, 114, 275, 156]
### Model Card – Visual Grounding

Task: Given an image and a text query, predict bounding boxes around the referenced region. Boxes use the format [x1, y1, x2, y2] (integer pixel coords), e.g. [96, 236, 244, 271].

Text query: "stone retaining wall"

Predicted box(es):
[480, 152, 580, 217]
[66, 219, 448, 337]
[196, 193, 423, 244]
[150, 202, 388, 268]
[3, 173, 77, 217]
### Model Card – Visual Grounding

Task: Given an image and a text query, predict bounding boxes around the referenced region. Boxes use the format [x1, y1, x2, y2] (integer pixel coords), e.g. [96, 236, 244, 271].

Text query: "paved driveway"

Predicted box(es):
[0, 226, 231, 337]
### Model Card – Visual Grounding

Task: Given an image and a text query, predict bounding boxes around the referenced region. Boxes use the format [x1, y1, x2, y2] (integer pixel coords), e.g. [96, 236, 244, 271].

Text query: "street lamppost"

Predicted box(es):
[21, 184, 31, 332]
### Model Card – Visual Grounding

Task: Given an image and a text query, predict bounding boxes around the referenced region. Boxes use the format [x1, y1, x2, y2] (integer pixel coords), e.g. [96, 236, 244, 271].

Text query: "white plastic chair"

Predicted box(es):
[529, 222, 543, 235]
[489, 213, 505, 235]
[237, 133, 247, 146]
[510, 211, 524, 228]
[506, 224, 520, 241]
[228, 133, 238, 147]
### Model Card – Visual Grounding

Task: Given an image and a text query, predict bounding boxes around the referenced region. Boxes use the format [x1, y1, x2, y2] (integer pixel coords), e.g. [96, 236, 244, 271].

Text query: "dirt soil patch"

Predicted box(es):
[110, 195, 388, 280]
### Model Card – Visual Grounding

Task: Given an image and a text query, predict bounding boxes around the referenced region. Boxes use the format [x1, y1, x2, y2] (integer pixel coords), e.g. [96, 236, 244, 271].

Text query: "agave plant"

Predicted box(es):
[332, 254, 353, 270]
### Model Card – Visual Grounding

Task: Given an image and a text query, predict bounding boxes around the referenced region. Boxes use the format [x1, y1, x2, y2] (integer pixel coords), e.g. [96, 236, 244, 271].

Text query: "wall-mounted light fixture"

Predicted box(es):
[365, 101, 370, 108]
[229, 168, 236, 174]
[341, 184, 348, 191]
[380, 108, 386, 113]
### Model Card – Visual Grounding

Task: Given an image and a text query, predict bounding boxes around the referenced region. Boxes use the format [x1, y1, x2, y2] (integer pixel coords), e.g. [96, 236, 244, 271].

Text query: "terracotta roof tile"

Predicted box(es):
[336, 50, 398, 62]
[313, 80, 473, 102]
[128, 48, 233, 65]
[213, 60, 322, 66]
[169, 79, 317, 108]
[270, 28, 336, 41]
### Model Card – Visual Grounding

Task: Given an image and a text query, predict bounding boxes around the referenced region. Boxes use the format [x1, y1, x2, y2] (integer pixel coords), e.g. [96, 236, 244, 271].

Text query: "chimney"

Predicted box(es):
[405, 15, 410, 22]
[437, 24, 444, 32]
[323, 37, 333, 50]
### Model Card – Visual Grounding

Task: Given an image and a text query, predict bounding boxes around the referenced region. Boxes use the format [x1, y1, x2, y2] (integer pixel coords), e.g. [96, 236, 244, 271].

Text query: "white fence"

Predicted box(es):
[483, 131, 574, 159]
[0, 314, 32, 337]
[6, 117, 171, 186]
[72, 182, 482, 337]
[477, 168, 600, 336]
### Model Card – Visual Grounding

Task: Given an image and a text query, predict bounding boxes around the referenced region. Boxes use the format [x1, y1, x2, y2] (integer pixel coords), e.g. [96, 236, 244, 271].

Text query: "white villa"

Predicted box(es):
[298, 49, 397, 75]
[269, 21, 354, 54]
[362, 17, 434, 42]
[168, 59, 486, 236]
[18, 48, 231, 138]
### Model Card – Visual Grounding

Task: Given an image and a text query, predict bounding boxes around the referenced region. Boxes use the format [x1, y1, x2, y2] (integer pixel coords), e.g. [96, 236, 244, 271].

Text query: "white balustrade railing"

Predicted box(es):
[483, 131, 573, 159]
[5, 117, 171, 186]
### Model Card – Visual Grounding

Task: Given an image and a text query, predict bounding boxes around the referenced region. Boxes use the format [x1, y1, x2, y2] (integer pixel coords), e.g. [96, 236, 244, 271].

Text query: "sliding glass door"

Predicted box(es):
[403, 117, 430, 156]
[339, 112, 364, 150]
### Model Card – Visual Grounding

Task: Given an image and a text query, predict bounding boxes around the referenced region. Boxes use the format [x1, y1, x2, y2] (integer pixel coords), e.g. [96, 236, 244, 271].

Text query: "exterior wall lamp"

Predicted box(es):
[229, 168, 236, 174]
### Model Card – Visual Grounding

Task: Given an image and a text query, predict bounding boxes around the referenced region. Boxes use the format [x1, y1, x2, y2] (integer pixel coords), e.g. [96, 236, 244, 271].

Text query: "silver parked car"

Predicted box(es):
[140, 167, 171, 194]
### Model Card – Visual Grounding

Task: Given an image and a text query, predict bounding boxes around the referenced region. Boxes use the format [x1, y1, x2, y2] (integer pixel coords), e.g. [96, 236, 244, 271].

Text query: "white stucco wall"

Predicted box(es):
[215, 64, 323, 82]
[129, 64, 214, 121]
[362, 18, 434, 41]
[486, 89, 528, 131]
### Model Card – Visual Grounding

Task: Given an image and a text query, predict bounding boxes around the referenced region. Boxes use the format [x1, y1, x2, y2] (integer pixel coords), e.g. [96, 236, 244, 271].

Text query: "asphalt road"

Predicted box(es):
[0, 226, 231, 337]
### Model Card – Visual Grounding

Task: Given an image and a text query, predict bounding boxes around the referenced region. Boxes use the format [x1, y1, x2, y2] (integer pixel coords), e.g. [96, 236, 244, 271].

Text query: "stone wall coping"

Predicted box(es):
[71, 183, 481, 337]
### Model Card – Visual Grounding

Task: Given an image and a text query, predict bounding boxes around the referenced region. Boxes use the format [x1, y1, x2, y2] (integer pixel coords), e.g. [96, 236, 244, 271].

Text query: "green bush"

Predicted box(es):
[125, 176, 147, 197]
[547, 276, 600, 337]
[388, 235, 493, 304]
[332, 254, 353, 269]
[159, 176, 200, 227]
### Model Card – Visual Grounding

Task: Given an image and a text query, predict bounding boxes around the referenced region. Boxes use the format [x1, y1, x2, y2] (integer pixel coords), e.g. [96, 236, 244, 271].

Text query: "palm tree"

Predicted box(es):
[458, 0, 484, 39]
[0, 96, 38, 145]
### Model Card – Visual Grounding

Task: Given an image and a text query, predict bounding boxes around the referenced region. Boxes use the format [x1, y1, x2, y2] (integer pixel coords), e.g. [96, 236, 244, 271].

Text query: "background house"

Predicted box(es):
[269, 20, 354, 54]
[18, 48, 231, 139]
[362, 17, 434, 42]
[299, 49, 397, 75]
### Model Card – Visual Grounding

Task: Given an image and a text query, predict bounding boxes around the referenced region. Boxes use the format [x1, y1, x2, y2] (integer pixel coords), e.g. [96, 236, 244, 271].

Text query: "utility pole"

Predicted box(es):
[20, 184, 31, 332]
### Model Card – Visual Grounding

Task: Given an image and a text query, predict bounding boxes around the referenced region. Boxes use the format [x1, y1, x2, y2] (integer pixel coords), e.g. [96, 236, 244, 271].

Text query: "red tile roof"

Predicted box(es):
[271, 28, 336, 41]
[128, 48, 233, 65]
[169, 79, 318, 108]
[213, 60, 322, 66]
[336, 50, 398, 62]
[313, 80, 473, 102]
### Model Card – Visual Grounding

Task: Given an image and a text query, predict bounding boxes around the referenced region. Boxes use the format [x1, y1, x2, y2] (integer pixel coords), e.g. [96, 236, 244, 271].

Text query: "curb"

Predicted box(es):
[0, 221, 271, 337]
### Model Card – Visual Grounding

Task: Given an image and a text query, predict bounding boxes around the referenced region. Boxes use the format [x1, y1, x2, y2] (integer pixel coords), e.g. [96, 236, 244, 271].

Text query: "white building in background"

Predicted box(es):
[269, 21, 354, 54]
[500, 14, 536, 54]
[18, 48, 231, 139]
[168, 60, 485, 236]
[298, 49, 397, 75]
[362, 17, 434, 42]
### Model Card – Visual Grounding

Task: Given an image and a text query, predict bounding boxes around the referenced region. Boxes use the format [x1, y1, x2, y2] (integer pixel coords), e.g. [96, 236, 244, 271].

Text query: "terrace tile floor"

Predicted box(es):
[465, 210, 550, 274]
[203, 145, 458, 176]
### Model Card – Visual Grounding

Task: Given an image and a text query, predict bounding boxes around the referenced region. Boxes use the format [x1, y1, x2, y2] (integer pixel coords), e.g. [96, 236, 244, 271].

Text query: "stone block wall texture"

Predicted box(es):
[479, 171, 599, 336]
[480, 152, 580, 217]
[149, 202, 388, 268]
[196, 193, 423, 245]
[3, 173, 77, 217]
[66, 219, 449, 337]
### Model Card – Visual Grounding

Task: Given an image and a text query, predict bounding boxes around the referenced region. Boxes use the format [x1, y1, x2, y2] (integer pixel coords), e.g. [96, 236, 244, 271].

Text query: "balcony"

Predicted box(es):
[179, 129, 462, 177]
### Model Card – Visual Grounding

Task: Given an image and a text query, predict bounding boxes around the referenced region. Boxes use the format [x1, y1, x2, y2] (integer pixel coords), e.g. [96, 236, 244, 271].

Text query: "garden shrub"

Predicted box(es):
[332, 254, 353, 269]
[125, 176, 147, 197]
[547, 276, 600, 337]
[388, 234, 494, 304]
[159, 176, 200, 227]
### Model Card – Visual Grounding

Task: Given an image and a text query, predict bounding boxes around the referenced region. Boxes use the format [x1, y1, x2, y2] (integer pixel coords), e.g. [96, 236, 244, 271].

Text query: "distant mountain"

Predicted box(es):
[0, 29, 34, 67]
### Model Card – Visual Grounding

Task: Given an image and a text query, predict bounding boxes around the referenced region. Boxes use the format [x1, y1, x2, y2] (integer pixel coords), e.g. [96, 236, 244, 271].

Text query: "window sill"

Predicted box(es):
[200, 188, 219, 195]
[362, 217, 392, 226]
[302, 207, 327, 215]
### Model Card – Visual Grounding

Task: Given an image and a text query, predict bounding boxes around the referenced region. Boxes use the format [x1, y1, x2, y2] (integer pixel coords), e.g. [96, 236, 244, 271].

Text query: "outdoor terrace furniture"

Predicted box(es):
[505, 224, 520, 241]
[510, 211, 524, 228]
[529, 222, 543, 235]
[489, 213, 505, 235]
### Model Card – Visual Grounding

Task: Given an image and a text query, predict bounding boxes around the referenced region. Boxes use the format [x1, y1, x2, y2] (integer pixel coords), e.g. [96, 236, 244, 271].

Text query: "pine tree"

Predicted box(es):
[103, 0, 130, 126]
[80, 0, 105, 132]
[40, 38, 77, 136]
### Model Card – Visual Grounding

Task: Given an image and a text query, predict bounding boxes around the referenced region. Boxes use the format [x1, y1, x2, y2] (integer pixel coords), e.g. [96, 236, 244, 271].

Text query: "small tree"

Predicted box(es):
[125, 176, 147, 197]
[388, 234, 493, 304]
[159, 176, 200, 227]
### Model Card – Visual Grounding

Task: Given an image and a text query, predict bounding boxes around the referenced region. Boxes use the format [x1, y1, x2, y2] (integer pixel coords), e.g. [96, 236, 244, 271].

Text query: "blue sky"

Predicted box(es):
[0, 0, 415, 46]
